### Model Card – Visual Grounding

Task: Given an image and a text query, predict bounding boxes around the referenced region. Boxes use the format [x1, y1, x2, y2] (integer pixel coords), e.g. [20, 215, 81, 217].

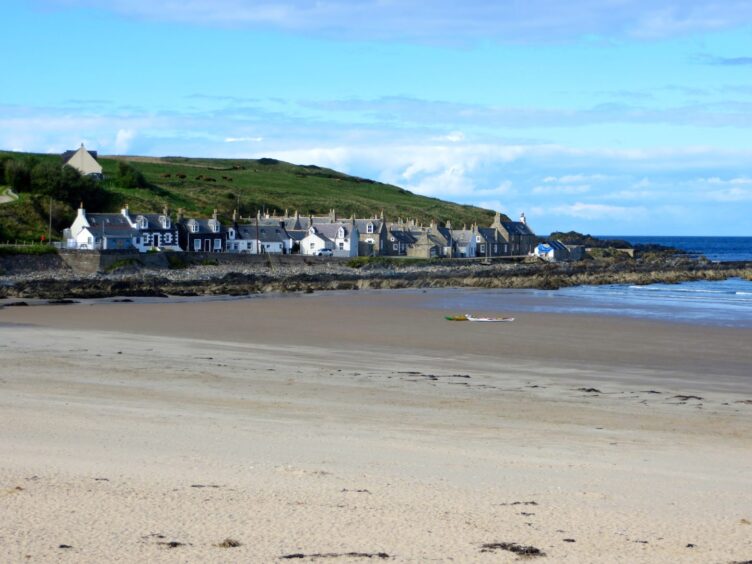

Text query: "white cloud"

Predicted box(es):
[224, 136, 264, 143]
[532, 184, 591, 194]
[432, 131, 465, 143]
[543, 174, 607, 184]
[35, 1, 752, 42]
[549, 203, 646, 220]
[699, 176, 752, 185]
[113, 128, 136, 154]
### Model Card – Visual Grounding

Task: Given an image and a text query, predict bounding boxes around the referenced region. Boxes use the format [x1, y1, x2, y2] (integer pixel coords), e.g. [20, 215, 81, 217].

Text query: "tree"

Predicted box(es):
[31, 161, 63, 198]
[4, 158, 34, 192]
[117, 161, 147, 189]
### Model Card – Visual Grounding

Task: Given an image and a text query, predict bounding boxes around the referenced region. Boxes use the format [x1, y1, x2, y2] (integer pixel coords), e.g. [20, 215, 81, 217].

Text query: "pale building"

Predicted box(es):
[63, 143, 103, 178]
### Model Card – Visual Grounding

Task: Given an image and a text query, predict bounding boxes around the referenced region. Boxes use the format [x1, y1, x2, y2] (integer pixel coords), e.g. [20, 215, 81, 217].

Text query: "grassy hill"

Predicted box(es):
[0, 151, 504, 241]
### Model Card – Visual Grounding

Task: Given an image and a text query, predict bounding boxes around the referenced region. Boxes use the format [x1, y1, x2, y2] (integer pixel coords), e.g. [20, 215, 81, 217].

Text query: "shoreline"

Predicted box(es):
[1, 252, 751, 300]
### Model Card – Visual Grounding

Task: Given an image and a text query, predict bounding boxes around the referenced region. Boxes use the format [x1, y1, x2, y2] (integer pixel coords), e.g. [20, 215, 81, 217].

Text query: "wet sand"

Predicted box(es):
[1, 291, 751, 562]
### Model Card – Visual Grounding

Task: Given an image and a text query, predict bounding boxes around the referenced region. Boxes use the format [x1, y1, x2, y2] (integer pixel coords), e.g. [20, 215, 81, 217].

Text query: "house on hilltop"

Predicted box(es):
[62, 143, 103, 178]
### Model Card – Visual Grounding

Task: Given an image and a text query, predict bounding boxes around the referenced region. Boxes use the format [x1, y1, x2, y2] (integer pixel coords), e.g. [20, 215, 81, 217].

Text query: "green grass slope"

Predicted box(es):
[0, 151, 505, 241]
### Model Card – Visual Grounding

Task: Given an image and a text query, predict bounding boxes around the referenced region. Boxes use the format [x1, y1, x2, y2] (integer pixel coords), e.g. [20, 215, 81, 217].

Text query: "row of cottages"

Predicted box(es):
[64, 205, 537, 258]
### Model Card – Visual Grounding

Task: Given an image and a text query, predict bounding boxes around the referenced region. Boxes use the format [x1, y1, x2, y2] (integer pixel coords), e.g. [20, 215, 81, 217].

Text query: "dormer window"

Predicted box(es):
[338, 227, 345, 238]
[160, 216, 170, 229]
[212, 221, 220, 233]
[366, 223, 374, 234]
[228, 228, 235, 239]
[138, 217, 148, 229]
[190, 221, 199, 233]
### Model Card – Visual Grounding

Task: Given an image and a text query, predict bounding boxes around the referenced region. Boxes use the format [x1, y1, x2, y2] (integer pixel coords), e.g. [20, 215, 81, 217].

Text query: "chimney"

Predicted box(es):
[121, 204, 130, 218]
[494, 211, 501, 226]
[446, 220, 452, 229]
[232, 209, 238, 222]
[520, 212, 527, 225]
[162, 204, 169, 216]
[212, 208, 218, 221]
[176, 208, 184, 222]
[77, 202, 85, 218]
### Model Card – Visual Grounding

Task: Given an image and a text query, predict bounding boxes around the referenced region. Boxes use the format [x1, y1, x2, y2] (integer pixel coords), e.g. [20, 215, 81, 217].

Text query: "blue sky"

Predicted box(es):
[2, 1, 752, 234]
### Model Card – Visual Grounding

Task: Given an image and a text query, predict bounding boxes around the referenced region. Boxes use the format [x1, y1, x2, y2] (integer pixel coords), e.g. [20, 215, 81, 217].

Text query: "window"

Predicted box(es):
[476, 235, 482, 242]
[338, 227, 345, 238]
[393, 243, 398, 251]
[194, 239, 201, 251]
[214, 239, 222, 250]
[480, 244, 485, 253]
[366, 223, 374, 234]
[310, 242, 315, 249]
[338, 242, 344, 250]
[504, 244, 508, 253]
[164, 233, 172, 244]
[191, 222, 199, 233]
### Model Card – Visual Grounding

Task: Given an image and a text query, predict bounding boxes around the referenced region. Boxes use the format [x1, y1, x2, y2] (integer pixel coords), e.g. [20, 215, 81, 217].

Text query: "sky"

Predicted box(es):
[2, 1, 752, 235]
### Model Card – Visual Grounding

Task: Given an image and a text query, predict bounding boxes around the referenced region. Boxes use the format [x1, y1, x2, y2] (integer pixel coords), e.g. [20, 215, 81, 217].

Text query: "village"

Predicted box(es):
[59, 144, 581, 262]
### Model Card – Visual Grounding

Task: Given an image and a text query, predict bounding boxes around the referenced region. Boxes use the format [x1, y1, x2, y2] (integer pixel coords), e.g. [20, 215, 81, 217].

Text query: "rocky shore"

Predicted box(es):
[1, 252, 751, 300]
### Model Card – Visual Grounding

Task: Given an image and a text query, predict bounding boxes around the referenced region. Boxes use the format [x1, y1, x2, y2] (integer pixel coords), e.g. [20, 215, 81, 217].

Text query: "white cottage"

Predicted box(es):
[65, 205, 182, 252]
[300, 223, 359, 257]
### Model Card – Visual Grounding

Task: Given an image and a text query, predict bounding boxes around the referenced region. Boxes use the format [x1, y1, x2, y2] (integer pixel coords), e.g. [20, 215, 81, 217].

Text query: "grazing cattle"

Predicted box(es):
[162, 173, 172, 178]
[176, 173, 187, 179]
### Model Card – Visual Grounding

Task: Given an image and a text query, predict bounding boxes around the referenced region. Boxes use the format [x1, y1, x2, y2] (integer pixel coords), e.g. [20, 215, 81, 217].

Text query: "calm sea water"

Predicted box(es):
[604, 235, 752, 262]
[424, 237, 752, 327]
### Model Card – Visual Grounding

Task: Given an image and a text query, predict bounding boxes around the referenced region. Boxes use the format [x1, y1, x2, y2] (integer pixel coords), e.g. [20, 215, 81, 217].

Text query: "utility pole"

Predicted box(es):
[47, 198, 52, 243]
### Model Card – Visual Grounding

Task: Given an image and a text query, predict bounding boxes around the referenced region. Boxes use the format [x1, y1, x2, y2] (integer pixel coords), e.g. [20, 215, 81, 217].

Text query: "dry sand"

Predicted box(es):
[1, 291, 751, 563]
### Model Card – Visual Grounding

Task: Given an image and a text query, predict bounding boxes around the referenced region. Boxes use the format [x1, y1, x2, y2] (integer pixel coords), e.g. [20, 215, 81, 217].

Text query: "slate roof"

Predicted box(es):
[310, 223, 354, 240]
[450, 229, 476, 245]
[131, 213, 175, 230]
[180, 218, 224, 234]
[85, 214, 138, 238]
[477, 227, 498, 242]
[500, 221, 534, 236]
[353, 219, 383, 234]
[237, 224, 288, 243]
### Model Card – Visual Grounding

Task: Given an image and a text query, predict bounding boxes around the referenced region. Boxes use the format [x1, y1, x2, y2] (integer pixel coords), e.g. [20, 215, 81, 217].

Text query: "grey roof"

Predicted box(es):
[179, 218, 224, 234]
[287, 230, 307, 241]
[450, 229, 476, 245]
[388, 229, 415, 244]
[500, 221, 534, 236]
[86, 214, 138, 238]
[237, 224, 288, 243]
[310, 223, 354, 240]
[353, 219, 383, 233]
[477, 227, 498, 242]
[134, 213, 174, 231]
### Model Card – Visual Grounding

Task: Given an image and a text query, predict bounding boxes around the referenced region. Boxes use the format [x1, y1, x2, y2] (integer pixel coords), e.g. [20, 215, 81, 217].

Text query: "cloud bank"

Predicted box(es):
[35, 0, 752, 42]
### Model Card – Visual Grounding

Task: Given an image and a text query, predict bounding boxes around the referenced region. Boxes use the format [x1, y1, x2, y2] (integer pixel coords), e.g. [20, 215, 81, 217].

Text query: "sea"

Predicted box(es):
[427, 236, 752, 328]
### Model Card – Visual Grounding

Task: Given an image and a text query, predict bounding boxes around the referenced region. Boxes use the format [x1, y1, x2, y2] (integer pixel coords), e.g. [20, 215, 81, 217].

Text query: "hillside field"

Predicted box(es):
[0, 151, 503, 242]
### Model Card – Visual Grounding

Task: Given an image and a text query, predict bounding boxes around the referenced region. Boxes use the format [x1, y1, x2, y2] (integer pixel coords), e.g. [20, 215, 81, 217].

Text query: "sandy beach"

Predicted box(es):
[1, 290, 751, 562]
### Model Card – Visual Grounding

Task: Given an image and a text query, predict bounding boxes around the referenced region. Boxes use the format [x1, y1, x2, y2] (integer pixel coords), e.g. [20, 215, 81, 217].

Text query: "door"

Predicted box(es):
[153, 234, 161, 248]
[204, 239, 210, 252]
